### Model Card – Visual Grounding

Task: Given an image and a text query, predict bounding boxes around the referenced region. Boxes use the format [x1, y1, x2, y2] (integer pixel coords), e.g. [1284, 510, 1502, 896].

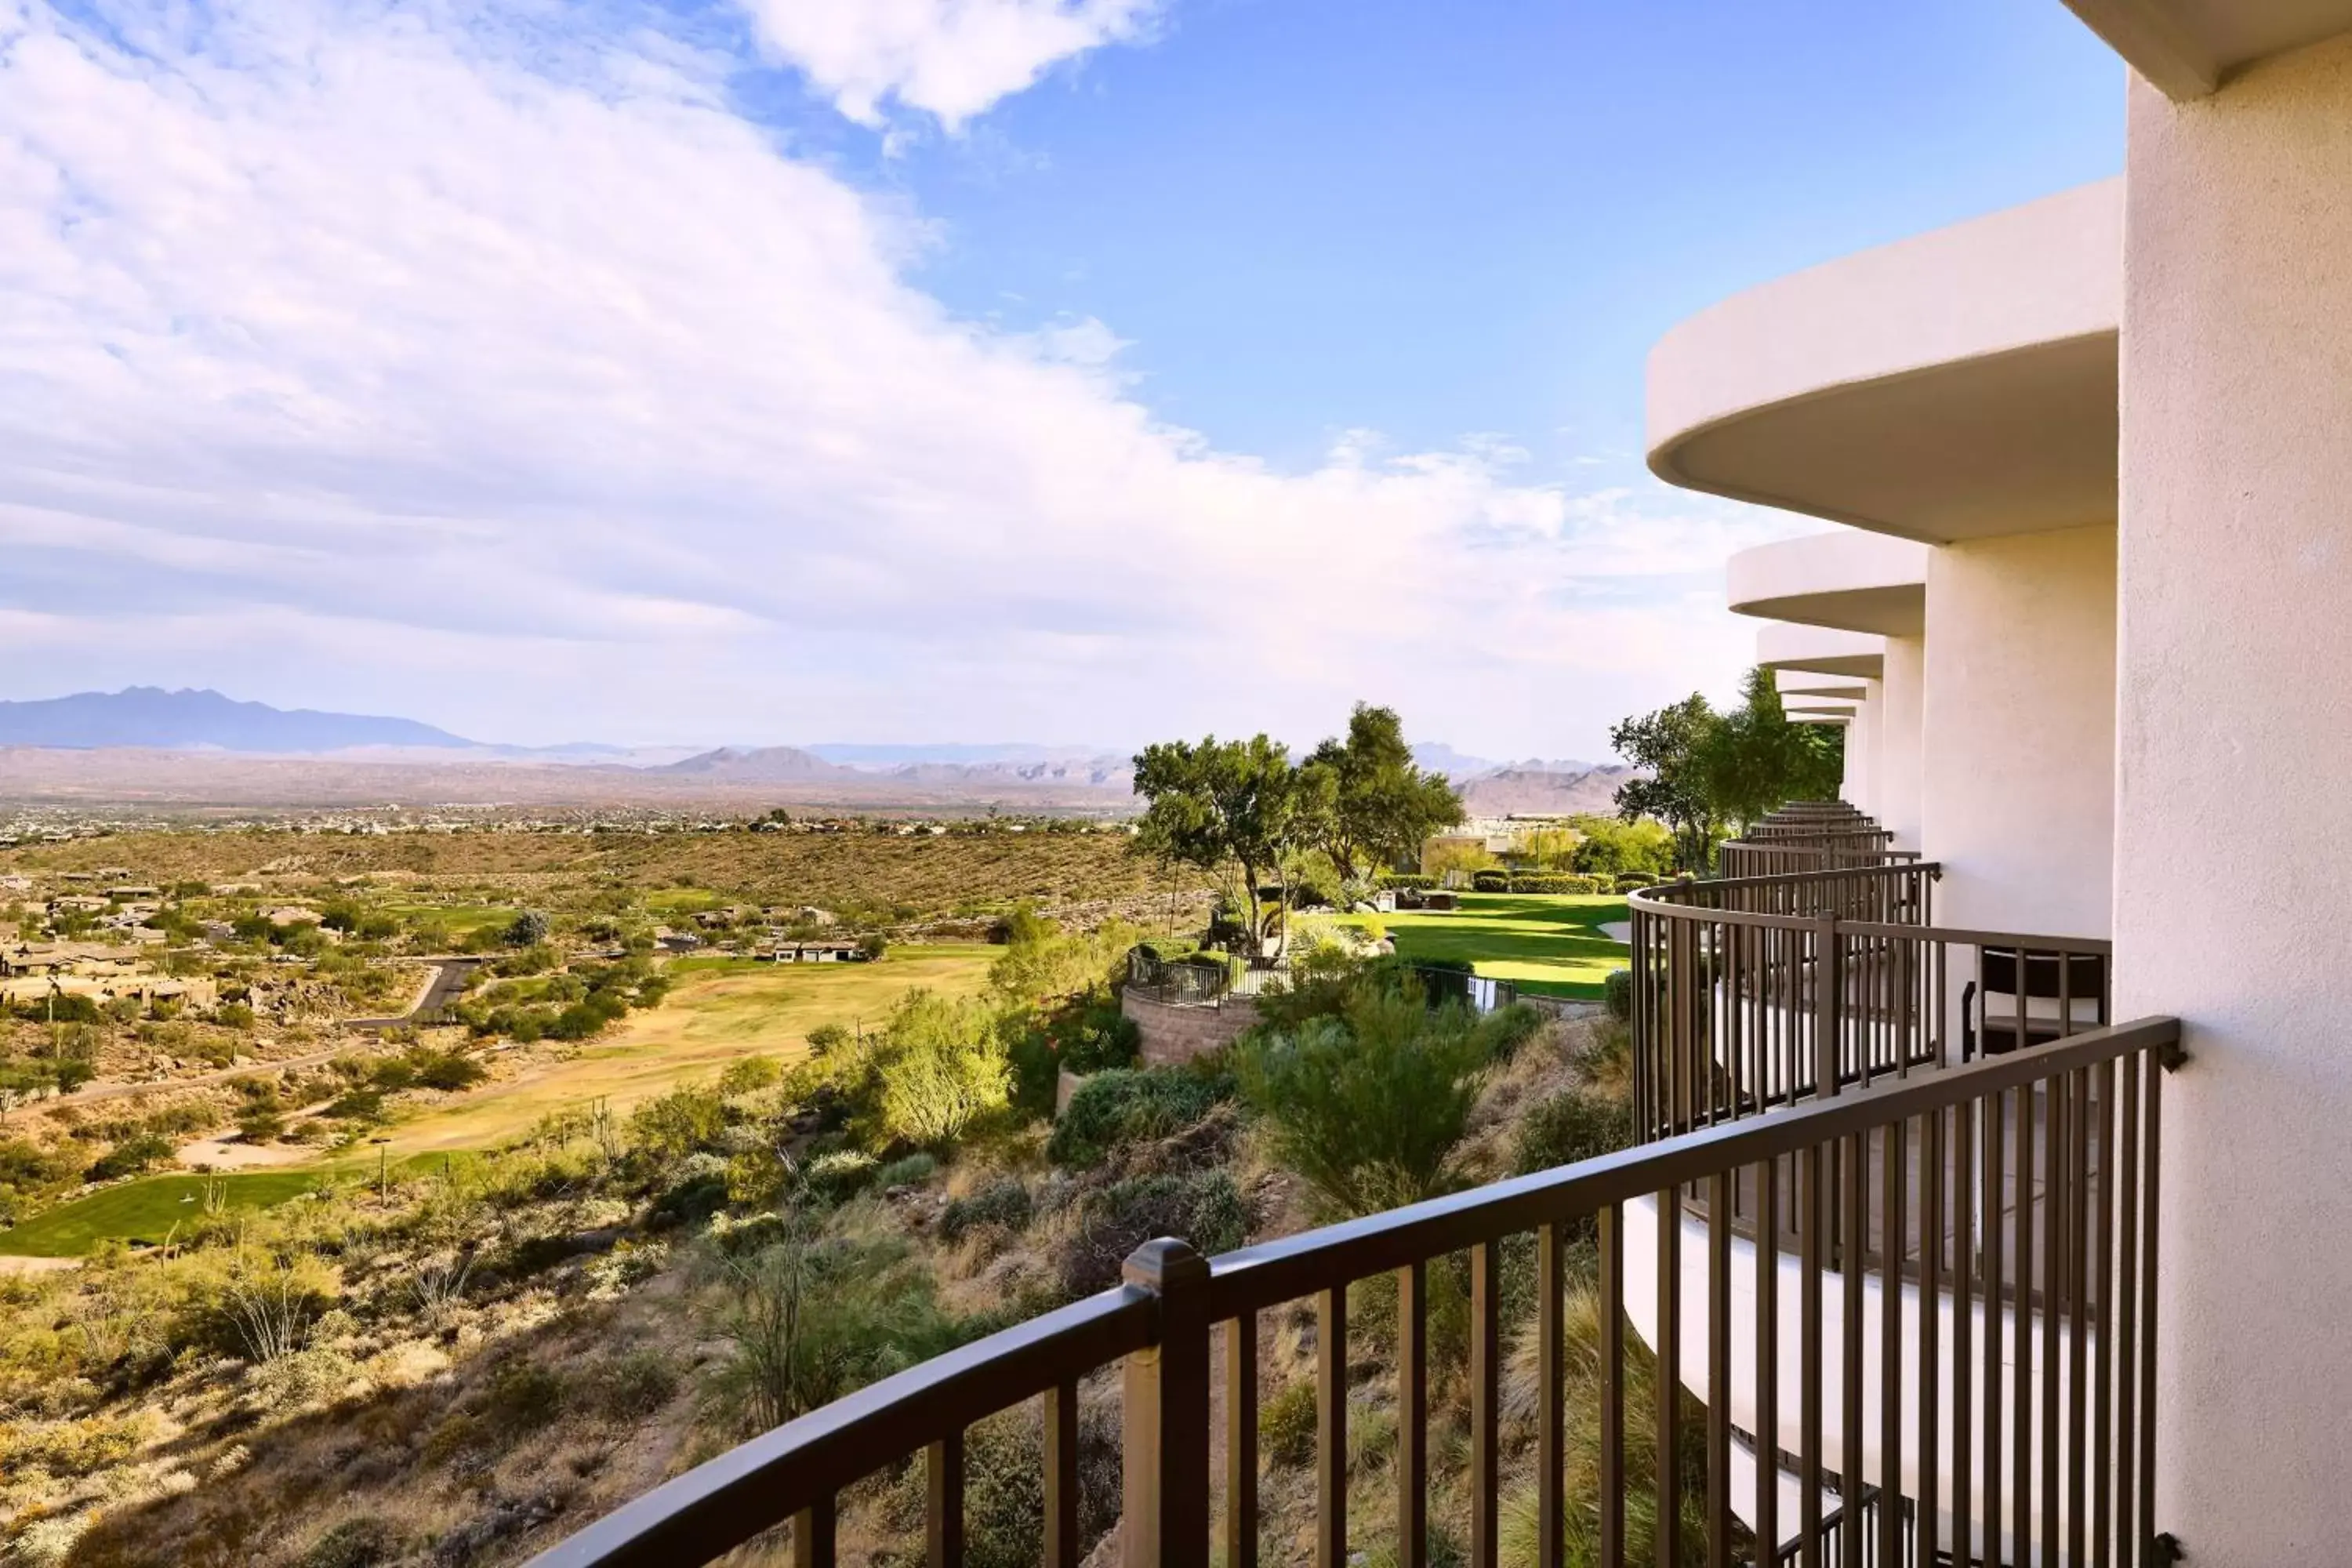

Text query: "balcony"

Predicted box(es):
[527, 807, 2175, 1568]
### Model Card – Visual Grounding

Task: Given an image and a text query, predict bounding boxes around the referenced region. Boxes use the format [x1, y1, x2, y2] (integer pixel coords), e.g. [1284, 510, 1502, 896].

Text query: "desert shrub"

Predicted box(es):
[407, 1050, 487, 1091]
[1602, 969, 1633, 1023]
[579, 1348, 681, 1423]
[1011, 996, 1139, 1116]
[630, 1085, 728, 1163]
[1512, 1091, 1632, 1177]
[296, 1517, 402, 1568]
[1258, 1380, 1317, 1467]
[702, 1231, 956, 1433]
[798, 1149, 878, 1205]
[1058, 1171, 1247, 1296]
[1473, 1002, 1546, 1063]
[870, 1152, 938, 1189]
[503, 909, 551, 947]
[717, 1055, 782, 1098]
[85, 1132, 172, 1182]
[1236, 981, 1490, 1220]
[880, 1402, 1120, 1568]
[1047, 1069, 1233, 1170]
[322, 1089, 383, 1123]
[478, 1357, 568, 1436]
[939, 1178, 1032, 1243]
[797, 991, 1012, 1152]
[648, 1156, 731, 1229]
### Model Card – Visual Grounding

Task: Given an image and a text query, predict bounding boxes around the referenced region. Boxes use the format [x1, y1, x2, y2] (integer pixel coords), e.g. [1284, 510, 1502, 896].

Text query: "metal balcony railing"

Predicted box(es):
[1628, 863, 2113, 1143]
[526, 1012, 2177, 1568]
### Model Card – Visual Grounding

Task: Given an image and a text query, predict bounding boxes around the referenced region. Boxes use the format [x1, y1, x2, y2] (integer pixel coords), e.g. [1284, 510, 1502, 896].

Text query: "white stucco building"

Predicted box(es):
[1624, 5, 2352, 1561]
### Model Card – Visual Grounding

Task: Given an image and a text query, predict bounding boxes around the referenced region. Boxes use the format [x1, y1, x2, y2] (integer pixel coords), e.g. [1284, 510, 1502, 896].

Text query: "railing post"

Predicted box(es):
[1123, 1238, 1211, 1568]
[1815, 914, 1843, 1099]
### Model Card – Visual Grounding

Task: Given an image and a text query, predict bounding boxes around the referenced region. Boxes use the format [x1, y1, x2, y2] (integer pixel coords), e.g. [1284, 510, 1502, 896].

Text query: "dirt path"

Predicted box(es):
[0, 1046, 356, 1123]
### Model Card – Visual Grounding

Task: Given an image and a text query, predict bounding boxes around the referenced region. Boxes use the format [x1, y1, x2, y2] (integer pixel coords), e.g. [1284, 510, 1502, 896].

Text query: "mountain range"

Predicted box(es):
[0, 688, 1637, 810]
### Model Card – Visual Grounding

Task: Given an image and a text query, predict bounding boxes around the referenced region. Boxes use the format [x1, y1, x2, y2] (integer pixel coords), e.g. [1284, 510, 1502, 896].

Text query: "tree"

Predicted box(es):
[1131, 735, 1305, 951]
[1296, 705, 1466, 884]
[1609, 693, 1723, 873]
[1689, 667, 1809, 833]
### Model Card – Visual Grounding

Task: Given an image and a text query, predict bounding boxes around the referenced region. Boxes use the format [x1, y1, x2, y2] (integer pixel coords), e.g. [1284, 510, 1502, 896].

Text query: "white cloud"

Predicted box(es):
[735, 0, 1159, 129]
[0, 0, 1805, 756]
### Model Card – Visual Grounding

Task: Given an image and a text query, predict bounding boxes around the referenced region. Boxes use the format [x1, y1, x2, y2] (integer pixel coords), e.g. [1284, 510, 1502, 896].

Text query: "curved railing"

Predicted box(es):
[528, 1018, 2180, 1568]
[1628, 863, 2111, 1143]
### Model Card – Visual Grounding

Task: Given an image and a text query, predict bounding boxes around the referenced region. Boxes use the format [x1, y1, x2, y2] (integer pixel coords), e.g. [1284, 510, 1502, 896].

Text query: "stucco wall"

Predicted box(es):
[1919, 524, 2116, 939]
[1877, 635, 1926, 850]
[2118, 38, 2352, 1563]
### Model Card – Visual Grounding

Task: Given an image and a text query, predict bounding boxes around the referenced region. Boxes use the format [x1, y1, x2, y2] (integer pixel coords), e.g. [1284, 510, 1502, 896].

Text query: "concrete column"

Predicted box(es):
[1838, 680, 1880, 815]
[1918, 524, 2115, 939]
[2118, 40, 2352, 1563]
[1878, 636, 1925, 851]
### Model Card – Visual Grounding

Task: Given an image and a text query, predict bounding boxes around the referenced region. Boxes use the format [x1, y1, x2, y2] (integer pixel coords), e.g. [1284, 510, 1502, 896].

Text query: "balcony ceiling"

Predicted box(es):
[1648, 182, 2121, 545]
[2060, 0, 2352, 97]
[1728, 532, 1929, 637]
[1756, 623, 1885, 680]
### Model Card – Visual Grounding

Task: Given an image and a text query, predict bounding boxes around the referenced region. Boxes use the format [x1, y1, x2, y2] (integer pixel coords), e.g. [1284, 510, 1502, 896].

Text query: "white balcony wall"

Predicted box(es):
[1920, 525, 2117, 941]
[2118, 35, 2352, 1564]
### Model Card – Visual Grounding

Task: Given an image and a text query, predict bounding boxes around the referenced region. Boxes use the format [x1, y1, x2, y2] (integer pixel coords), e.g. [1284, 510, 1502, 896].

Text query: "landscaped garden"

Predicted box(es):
[1330, 891, 1628, 1000]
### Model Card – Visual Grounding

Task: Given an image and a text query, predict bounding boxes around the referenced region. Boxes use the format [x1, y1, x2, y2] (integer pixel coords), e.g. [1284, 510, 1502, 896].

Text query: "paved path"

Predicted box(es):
[347, 957, 481, 1029]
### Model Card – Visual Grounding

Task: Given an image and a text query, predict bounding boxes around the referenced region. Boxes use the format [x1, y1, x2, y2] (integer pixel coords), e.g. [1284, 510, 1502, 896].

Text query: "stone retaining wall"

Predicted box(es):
[1120, 989, 1261, 1066]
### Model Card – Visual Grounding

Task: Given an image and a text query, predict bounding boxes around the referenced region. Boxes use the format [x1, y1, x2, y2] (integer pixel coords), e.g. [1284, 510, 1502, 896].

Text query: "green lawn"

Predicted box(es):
[1338, 892, 1630, 1000]
[379, 902, 521, 938]
[0, 1171, 325, 1258]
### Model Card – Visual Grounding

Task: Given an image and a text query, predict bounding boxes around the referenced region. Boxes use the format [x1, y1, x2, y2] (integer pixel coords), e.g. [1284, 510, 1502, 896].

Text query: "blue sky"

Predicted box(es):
[0, 0, 2121, 757]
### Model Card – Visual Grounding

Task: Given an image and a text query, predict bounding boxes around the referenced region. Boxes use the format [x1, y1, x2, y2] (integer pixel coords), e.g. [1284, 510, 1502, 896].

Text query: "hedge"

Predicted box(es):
[1376, 873, 1439, 891]
[1471, 869, 1512, 891]
[1614, 873, 1659, 892]
[1506, 873, 1609, 895]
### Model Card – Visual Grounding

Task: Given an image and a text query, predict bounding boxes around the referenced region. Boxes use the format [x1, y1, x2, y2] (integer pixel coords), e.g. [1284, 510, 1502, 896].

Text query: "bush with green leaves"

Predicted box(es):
[1512, 1091, 1631, 1178]
[85, 1132, 173, 1182]
[1236, 980, 1492, 1220]
[1505, 873, 1609, 895]
[940, 1178, 1033, 1243]
[1046, 1069, 1233, 1170]
[1602, 969, 1633, 1024]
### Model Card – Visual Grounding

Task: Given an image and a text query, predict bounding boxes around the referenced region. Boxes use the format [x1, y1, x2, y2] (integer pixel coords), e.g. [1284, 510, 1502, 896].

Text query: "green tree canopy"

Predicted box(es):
[1610, 668, 1850, 870]
[1296, 703, 1466, 884]
[1609, 692, 1723, 873]
[1131, 734, 1305, 948]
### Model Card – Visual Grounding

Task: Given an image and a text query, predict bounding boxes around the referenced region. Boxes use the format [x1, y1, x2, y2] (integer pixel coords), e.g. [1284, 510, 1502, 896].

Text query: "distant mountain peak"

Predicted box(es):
[0, 687, 479, 753]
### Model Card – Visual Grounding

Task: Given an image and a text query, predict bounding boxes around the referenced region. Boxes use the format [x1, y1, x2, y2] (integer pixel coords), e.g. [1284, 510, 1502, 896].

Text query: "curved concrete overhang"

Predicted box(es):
[1756, 623, 1886, 680]
[1727, 532, 1928, 636]
[1774, 671, 1869, 702]
[2061, 0, 2352, 99]
[1648, 181, 2121, 544]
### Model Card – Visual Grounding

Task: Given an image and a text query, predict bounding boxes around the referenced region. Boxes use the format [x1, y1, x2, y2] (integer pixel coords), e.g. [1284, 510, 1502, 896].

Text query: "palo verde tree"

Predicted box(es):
[1131, 734, 1306, 950]
[1296, 703, 1467, 884]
